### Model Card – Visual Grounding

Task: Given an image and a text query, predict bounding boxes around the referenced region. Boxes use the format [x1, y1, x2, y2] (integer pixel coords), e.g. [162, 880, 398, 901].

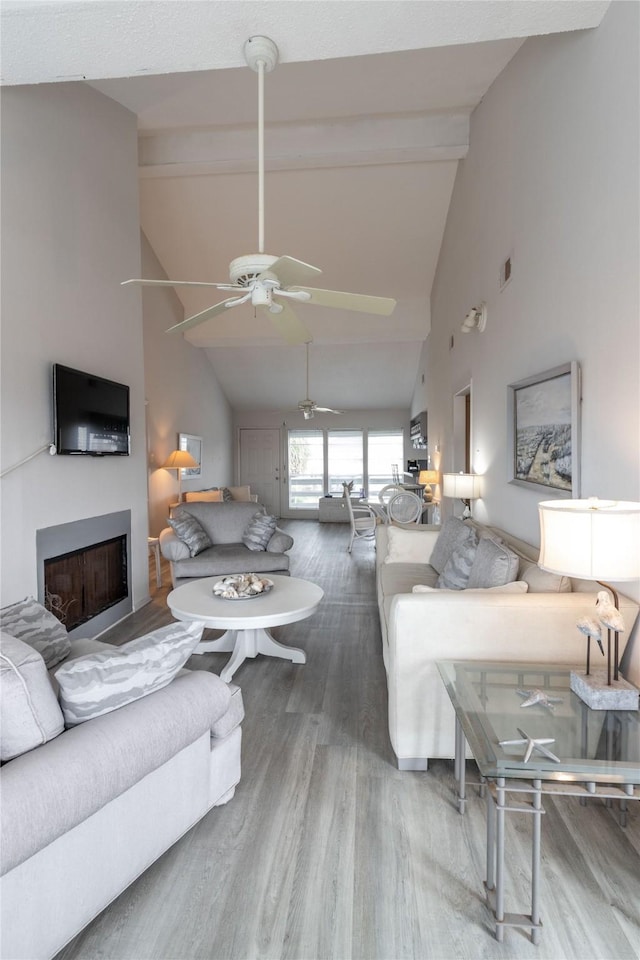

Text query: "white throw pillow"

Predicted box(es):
[54, 620, 205, 726]
[412, 581, 529, 594]
[384, 526, 434, 564]
[0, 631, 65, 761]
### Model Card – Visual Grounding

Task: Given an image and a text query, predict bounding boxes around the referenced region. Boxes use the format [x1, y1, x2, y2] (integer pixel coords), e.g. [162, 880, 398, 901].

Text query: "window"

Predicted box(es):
[367, 430, 404, 498]
[288, 430, 324, 509]
[328, 430, 363, 496]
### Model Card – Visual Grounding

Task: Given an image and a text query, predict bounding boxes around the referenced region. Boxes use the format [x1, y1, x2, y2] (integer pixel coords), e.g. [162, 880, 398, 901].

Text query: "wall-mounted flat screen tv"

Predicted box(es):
[53, 364, 130, 456]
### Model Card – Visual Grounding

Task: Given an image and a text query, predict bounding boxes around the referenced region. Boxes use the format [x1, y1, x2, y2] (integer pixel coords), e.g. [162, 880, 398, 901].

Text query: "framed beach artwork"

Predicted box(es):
[178, 433, 202, 478]
[508, 362, 580, 497]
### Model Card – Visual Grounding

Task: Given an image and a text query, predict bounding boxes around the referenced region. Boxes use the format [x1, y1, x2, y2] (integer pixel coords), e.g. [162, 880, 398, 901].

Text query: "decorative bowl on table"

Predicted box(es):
[212, 574, 274, 600]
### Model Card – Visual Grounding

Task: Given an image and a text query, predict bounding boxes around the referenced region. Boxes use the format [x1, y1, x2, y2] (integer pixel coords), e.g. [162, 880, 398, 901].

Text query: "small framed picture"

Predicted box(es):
[178, 433, 202, 478]
[508, 362, 580, 496]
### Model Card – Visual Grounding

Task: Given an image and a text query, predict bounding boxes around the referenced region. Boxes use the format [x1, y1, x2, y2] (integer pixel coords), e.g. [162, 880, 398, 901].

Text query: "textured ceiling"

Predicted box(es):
[1, 1, 610, 412]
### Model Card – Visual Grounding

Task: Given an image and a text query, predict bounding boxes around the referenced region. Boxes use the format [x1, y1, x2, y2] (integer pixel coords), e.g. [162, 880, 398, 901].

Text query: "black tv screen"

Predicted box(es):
[53, 364, 130, 456]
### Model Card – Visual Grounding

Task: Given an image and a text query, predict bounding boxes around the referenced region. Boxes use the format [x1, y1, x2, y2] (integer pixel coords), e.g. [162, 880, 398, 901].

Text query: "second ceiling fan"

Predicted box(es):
[297, 341, 343, 420]
[122, 36, 396, 345]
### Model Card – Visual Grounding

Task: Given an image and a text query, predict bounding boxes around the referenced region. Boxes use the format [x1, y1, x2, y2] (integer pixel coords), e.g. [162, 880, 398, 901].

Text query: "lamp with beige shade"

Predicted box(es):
[161, 449, 199, 505]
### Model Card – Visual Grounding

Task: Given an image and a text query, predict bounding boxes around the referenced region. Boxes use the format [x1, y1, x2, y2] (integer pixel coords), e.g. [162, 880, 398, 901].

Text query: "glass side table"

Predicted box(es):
[437, 660, 640, 944]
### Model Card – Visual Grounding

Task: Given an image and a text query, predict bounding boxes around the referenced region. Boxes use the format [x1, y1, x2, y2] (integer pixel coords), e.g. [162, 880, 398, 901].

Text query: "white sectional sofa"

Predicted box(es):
[0, 614, 244, 960]
[376, 519, 640, 770]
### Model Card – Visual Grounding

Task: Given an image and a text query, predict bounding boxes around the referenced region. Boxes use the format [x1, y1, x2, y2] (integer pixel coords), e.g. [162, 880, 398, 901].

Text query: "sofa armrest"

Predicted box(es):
[1, 671, 232, 876]
[159, 526, 190, 561]
[266, 528, 294, 553]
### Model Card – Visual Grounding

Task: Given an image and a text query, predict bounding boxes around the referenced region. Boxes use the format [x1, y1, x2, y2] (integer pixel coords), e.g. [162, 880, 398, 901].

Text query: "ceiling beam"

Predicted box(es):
[139, 110, 470, 177]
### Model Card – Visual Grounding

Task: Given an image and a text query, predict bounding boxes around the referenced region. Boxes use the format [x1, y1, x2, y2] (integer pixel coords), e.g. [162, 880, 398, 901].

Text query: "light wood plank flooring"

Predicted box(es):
[57, 520, 640, 960]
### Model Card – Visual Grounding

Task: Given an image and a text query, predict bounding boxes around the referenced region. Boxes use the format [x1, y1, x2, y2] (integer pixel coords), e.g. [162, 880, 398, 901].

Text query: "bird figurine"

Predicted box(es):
[596, 591, 625, 633]
[576, 615, 605, 656]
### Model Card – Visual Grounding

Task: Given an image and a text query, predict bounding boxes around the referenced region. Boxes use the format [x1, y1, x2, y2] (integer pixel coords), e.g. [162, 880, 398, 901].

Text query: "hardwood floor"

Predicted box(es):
[57, 520, 640, 960]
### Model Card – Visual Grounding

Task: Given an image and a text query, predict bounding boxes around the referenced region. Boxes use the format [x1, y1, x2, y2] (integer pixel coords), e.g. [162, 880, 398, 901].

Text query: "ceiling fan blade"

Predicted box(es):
[165, 298, 240, 335]
[289, 287, 396, 315]
[122, 279, 237, 289]
[268, 302, 312, 346]
[315, 407, 344, 415]
[268, 256, 322, 288]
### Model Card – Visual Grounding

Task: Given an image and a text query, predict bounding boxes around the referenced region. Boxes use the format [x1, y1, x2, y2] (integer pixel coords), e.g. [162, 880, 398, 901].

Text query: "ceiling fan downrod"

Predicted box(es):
[244, 36, 279, 256]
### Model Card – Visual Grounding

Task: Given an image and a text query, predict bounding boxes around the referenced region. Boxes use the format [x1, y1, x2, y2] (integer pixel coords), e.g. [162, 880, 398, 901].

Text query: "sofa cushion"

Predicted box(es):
[436, 536, 478, 589]
[54, 620, 205, 726]
[225, 485, 252, 502]
[0, 632, 65, 761]
[383, 526, 433, 564]
[520, 559, 572, 593]
[184, 490, 223, 502]
[429, 518, 477, 575]
[379, 562, 439, 598]
[177, 501, 264, 544]
[242, 512, 277, 551]
[168, 513, 212, 557]
[172, 543, 290, 579]
[413, 581, 529, 594]
[467, 536, 520, 588]
[0, 596, 71, 668]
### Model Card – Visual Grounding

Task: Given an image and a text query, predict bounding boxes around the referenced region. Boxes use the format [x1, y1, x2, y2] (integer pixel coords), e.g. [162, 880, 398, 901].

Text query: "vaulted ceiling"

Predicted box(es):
[1, 1, 610, 412]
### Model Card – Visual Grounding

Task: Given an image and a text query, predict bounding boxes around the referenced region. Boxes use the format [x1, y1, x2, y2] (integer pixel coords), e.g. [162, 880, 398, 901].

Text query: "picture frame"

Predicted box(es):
[508, 361, 580, 497]
[178, 433, 202, 478]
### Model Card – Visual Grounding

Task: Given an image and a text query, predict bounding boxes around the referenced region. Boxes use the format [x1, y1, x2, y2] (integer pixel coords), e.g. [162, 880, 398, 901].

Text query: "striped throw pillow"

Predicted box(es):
[0, 596, 71, 668]
[54, 620, 205, 726]
[242, 513, 277, 551]
[168, 513, 212, 556]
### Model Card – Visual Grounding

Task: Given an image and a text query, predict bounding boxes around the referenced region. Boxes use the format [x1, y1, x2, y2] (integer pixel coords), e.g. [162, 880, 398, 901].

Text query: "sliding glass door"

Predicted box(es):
[286, 427, 404, 512]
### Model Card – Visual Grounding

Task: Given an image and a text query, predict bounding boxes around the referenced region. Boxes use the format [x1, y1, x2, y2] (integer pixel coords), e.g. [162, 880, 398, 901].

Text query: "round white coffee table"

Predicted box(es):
[167, 574, 324, 682]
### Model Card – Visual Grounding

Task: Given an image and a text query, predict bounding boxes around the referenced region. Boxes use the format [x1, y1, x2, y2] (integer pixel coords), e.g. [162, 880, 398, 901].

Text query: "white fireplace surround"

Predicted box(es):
[36, 511, 132, 639]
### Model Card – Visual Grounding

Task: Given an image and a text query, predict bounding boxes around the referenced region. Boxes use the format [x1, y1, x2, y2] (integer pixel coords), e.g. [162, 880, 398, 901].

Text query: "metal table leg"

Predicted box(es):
[455, 716, 466, 814]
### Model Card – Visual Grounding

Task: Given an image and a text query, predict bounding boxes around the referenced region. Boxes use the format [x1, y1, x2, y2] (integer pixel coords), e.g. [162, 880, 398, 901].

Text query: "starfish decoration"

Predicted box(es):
[499, 727, 561, 763]
[516, 688, 564, 711]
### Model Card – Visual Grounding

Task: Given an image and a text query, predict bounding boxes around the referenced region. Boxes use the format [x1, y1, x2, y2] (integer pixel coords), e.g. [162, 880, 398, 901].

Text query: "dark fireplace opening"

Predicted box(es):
[44, 535, 128, 631]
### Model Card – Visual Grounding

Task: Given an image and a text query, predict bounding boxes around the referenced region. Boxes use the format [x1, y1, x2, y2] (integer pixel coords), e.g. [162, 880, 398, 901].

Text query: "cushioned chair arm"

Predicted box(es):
[159, 526, 190, 561]
[0, 671, 231, 876]
[266, 529, 294, 553]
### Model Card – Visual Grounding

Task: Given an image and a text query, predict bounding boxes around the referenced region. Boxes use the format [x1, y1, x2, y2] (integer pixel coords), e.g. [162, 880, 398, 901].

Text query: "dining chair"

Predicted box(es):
[344, 494, 378, 553]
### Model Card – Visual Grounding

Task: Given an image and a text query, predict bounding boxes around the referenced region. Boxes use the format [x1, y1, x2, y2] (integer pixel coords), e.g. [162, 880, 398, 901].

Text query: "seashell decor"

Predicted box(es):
[213, 573, 273, 600]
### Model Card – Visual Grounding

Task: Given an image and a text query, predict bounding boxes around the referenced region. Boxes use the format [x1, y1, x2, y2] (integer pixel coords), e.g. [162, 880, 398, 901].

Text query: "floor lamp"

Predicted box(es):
[161, 449, 198, 504]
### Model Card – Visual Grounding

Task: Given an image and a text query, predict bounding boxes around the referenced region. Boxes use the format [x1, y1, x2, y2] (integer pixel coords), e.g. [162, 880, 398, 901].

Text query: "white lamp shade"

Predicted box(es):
[161, 449, 198, 470]
[442, 473, 481, 500]
[418, 470, 439, 486]
[538, 499, 640, 581]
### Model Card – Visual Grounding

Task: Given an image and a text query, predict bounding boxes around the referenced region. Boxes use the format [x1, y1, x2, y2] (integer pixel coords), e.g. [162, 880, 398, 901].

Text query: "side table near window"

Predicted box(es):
[437, 660, 639, 945]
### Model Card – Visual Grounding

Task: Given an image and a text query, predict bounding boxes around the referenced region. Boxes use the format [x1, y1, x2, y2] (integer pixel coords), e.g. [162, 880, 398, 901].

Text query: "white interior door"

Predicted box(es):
[239, 429, 282, 517]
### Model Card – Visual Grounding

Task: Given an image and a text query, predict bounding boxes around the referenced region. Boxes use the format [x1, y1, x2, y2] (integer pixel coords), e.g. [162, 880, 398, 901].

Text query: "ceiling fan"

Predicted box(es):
[122, 35, 396, 345]
[297, 342, 343, 420]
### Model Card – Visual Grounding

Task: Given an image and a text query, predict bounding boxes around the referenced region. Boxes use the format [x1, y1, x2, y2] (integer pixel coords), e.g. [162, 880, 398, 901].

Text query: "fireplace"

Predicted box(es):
[44, 535, 127, 632]
[37, 511, 132, 638]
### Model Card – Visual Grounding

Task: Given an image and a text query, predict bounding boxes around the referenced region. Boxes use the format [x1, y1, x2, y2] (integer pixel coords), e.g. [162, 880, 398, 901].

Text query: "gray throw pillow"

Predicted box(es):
[467, 536, 520, 588]
[429, 518, 477, 575]
[221, 487, 234, 502]
[54, 620, 205, 726]
[242, 513, 277, 551]
[436, 537, 478, 589]
[0, 631, 65, 761]
[168, 513, 212, 557]
[0, 596, 71, 668]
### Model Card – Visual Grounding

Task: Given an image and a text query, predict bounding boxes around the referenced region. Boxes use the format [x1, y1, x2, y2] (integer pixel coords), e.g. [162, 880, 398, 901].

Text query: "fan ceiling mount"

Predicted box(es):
[122, 36, 396, 345]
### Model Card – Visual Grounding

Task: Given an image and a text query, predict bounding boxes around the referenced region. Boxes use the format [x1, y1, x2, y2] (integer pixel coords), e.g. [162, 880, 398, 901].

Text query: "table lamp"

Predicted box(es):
[538, 498, 640, 710]
[161, 449, 198, 504]
[418, 469, 439, 502]
[442, 472, 481, 519]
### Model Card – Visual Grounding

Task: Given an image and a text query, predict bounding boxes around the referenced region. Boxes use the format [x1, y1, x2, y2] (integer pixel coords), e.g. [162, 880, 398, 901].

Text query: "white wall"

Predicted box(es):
[412, 2, 639, 678]
[414, 1, 639, 540]
[0, 83, 150, 610]
[141, 235, 234, 536]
